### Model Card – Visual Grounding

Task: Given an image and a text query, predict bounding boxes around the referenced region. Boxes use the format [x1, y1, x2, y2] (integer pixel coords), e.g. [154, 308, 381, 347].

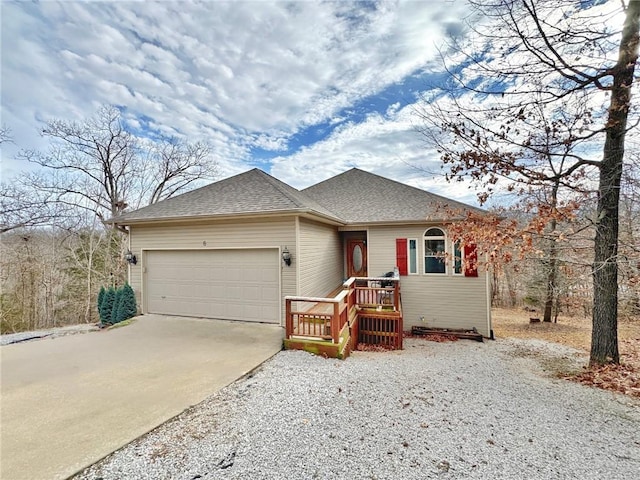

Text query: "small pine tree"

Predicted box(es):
[111, 287, 123, 324]
[115, 284, 137, 323]
[100, 287, 116, 325]
[97, 286, 106, 323]
[112, 288, 123, 324]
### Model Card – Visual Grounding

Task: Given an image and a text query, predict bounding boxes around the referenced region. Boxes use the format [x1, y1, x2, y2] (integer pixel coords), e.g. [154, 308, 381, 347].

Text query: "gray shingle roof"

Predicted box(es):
[112, 168, 341, 224]
[302, 168, 483, 224]
[112, 167, 483, 225]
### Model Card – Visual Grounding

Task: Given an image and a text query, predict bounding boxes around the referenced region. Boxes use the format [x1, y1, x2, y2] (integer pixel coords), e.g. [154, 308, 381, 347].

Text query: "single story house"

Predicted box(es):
[112, 168, 492, 348]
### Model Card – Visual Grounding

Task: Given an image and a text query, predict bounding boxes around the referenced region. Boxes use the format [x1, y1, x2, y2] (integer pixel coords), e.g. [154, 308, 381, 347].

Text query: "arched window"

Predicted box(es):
[424, 228, 446, 274]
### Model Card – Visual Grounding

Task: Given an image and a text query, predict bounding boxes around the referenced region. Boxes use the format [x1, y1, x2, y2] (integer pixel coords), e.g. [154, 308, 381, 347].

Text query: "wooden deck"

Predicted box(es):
[284, 277, 403, 358]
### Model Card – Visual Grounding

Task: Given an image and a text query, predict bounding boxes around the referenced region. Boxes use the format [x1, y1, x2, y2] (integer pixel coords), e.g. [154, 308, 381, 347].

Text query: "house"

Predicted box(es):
[112, 168, 492, 356]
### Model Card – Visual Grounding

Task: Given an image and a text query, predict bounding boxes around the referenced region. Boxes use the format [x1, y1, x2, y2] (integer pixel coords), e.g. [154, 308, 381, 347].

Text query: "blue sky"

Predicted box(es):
[1, 0, 481, 202]
[0, 0, 623, 206]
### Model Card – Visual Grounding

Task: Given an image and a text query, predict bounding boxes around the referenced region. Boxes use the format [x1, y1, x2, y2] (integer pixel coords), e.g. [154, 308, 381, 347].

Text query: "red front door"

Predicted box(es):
[347, 239, 367, 277]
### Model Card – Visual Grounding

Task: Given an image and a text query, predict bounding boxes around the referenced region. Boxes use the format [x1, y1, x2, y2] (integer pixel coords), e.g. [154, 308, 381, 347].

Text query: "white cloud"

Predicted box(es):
[1, 0, 474, 182]
[269, 101, 482, 204]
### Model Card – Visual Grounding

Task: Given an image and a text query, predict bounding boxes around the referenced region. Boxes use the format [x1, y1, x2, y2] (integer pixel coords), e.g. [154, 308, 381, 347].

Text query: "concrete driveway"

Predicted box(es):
[0, 315, 283, 480]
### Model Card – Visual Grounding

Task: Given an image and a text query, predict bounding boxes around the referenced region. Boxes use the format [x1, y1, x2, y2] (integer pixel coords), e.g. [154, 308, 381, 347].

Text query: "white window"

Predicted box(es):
[453, 240, 463, 275]
[424, 228, 446, 274]
[408, 239, 418, 275]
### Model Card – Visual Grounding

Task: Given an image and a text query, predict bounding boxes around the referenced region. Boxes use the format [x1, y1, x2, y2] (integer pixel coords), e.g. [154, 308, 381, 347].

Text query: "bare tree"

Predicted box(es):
[19, 106, 136, 224]
[0, 125, 12, 145]
[0, 172, 79, 233]
[135, 138, 213, 206]
[15, 105, 217, 228]
[1, 107, 218, 332]
[419, 0, 640, 365]
[619, 151, 640, 317]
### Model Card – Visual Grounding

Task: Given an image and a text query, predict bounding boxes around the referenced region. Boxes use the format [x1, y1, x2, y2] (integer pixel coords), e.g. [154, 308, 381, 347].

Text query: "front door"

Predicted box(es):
[347, 239, 367, 277]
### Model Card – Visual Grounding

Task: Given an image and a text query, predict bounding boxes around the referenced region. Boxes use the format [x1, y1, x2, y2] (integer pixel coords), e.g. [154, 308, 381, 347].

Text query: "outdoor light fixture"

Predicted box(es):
[282, 247, 291, 266]
[124, 250, 137, 265]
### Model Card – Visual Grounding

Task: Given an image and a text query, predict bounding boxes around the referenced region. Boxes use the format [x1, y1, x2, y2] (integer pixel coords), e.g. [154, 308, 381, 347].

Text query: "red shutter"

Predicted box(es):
[396, 238, 408, 276]
[464, 243, 478, 277]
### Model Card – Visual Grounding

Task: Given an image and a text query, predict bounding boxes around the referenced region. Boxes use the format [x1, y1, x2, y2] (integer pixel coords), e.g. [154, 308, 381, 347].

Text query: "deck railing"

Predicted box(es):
[351, 277, 403, 349]
[350, 279, 400, 312]
[285, 276, 402, 348]
[285, 289, 350, 343]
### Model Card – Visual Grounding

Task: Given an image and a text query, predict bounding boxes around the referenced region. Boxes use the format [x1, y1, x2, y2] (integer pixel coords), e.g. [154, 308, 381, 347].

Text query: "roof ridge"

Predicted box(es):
[300, 167, 356, 192]
[253, 169, 308, 209]
[305, 167, 475, 209]
[253, 168, 346, 221]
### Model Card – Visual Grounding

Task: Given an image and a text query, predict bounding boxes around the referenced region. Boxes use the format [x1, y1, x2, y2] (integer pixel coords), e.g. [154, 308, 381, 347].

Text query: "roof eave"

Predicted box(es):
[338, 217, 468, 229]
[112, 208, 345, 227]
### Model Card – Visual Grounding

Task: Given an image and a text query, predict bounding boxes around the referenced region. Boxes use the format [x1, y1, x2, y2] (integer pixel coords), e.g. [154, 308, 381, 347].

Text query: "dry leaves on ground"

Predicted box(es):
[412, 334, 458, 343]
[492, 308, 640, 399]
[403, 330, 460, 343]
[355, 344, 395, 352]
[567, 363, 640, 398]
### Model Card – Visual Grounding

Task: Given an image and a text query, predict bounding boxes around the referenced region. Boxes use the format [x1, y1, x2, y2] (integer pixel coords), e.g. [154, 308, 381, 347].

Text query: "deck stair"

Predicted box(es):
[284, 276, 403, 359]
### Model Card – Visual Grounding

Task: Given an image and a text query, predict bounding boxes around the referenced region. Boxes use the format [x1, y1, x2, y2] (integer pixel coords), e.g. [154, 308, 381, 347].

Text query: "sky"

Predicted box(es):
[0, 0, 624, 208]
[1, 0, 484, 204]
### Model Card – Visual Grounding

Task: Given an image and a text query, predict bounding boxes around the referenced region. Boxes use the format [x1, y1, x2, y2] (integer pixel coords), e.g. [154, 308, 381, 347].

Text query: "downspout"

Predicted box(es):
[126, 225, 132, 286]
[295, 216, 300, 296]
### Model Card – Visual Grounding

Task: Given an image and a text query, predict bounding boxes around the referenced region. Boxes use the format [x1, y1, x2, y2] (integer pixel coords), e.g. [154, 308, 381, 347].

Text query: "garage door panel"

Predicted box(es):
[242, 285, 259, 299]
[191, 267, 211, 282]
[209, 267, 226, 279]
[226, 286, 243, 301]
[226, 303, 243, 318]
[145, 249, 279, 323]
[244, 305, 262, 319]
[262, 285, 278, 300]
[227, 268, 243, 282]
[258, 267, 278, 283]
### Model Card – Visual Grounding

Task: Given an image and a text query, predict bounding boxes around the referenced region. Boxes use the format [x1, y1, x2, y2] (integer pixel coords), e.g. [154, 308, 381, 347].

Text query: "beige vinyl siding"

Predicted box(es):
[128, 217, 296, 323]
[368, 225, 491, 337]
[297, 218, 343, 297]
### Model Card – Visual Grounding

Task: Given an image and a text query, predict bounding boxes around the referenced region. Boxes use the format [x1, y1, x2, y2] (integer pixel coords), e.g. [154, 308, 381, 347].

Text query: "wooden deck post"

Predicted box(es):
[332, 301, 340, 343]
[393, 282, 400, 311]
[285, 298, 292, 339]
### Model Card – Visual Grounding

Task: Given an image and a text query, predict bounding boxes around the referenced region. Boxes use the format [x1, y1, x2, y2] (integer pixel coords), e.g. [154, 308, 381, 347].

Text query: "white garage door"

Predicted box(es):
[145, 249, 280, 323]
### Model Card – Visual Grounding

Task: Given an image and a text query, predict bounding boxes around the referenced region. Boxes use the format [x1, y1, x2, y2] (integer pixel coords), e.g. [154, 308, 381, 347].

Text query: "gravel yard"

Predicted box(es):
[0, 324, 98, 346]
[75, 338, 640, 480]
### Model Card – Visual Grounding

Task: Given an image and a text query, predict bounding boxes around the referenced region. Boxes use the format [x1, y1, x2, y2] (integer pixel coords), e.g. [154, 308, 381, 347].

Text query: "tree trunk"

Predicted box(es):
[543, 181, 559, 323]
[502, 265, 518, 307]
[543, 245, 557, 322]
[84, 236, 94, 324]
[590, 1, 640, 366]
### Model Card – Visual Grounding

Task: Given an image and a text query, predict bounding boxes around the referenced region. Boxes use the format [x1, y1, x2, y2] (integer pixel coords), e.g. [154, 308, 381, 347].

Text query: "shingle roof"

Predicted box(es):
[301, 168, 483, 224]
[112, 168, 341, 224]
[112, 167, 483, 226]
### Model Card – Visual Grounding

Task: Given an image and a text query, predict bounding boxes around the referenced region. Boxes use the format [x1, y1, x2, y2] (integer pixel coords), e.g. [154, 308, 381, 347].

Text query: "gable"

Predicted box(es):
[303, 169, 483, 224]
[111, 168, 342, 225]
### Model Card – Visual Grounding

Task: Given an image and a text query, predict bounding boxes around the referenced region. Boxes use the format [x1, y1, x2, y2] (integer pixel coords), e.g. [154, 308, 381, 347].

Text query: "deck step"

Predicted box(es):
[284, 336, 351, 359]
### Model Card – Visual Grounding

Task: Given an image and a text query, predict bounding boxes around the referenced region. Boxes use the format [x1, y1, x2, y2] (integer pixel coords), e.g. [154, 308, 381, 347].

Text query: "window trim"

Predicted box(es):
[423, 228, 447, 275]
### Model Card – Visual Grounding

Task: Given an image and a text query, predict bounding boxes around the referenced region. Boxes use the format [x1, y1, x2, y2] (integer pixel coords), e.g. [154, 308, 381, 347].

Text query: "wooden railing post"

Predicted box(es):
[285, 298, 292, 339]
[394, 281, 400, 311]
[332, 301, 340, 343]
